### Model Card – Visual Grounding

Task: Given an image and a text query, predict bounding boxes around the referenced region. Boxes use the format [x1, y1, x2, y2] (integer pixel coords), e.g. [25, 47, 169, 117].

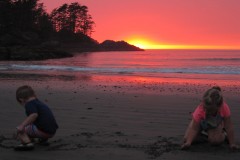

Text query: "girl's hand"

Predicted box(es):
[230, 144, 239, 150]
[181, 142, 191, 150]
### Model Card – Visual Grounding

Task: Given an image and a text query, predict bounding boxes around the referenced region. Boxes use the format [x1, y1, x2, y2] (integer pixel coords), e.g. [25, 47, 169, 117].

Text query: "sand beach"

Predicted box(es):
[1, 0, 240, 158]
[0, 71, 240, 160]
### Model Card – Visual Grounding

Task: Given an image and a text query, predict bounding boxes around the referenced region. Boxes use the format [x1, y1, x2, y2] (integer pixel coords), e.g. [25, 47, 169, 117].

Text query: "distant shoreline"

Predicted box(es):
[0, 40, 144, 61]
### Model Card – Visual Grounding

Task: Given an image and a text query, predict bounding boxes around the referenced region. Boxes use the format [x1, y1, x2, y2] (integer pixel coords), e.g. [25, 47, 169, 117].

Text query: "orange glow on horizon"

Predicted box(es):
[40, 0, 240, 49]
[127, 38, 240, 50]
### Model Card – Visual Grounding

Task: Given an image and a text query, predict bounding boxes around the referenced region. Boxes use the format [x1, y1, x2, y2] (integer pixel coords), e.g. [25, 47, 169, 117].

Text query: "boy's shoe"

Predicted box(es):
[14, 143, 34, 151]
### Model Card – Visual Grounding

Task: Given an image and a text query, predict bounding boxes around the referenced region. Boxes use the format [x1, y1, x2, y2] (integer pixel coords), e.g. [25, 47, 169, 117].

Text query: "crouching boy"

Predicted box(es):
[15, 85, 58, 150]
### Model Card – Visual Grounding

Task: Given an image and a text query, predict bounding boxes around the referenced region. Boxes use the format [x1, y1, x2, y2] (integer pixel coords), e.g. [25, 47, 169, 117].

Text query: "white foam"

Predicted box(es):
[1, 64, 238, 75]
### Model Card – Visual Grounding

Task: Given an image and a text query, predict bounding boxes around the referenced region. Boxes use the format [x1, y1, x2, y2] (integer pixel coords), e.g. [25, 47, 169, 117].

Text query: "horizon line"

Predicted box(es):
[134, 45, 240, 50]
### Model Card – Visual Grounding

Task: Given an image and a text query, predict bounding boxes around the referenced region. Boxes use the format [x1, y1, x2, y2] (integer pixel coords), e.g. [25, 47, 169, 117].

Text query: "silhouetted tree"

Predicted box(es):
[10, 0, 49, 32]
[50, 2, 95, 36]
[10, 0, 36, 31]
[50, 4, 69, 32]
[0, 0, 53, 42]
[73, 4, 95, 36]
[0, 0, 12, 34]
[34, 2, 53, 39]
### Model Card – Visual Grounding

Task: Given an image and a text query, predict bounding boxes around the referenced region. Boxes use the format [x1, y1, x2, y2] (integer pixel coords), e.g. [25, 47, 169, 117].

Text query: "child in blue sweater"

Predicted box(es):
[15, 85, 58, 150]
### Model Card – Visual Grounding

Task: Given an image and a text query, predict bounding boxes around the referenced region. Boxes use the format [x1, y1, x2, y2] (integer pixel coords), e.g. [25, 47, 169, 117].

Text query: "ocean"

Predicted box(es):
[1, 49, 240, 82]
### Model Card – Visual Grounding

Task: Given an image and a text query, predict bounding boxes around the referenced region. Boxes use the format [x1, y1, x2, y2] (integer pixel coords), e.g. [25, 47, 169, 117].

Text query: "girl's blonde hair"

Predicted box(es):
[16, 85, 36, 102]
[202, 86, 223, 108]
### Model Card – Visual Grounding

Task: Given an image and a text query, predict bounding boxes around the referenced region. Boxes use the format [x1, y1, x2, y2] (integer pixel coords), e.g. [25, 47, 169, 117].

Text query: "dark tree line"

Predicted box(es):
[0, 0, 95, 42]
[51, 2, 94, 36]
[0, 0, 96, 60]
[0, 0, 142, 60]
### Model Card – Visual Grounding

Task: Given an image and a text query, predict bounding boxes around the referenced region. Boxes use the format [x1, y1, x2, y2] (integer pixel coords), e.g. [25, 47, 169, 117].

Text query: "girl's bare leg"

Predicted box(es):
[207, 124, 225, 145]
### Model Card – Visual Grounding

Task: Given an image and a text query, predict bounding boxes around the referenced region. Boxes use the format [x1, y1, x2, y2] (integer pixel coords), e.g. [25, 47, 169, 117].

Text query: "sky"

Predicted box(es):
[40, 0, 240, 49]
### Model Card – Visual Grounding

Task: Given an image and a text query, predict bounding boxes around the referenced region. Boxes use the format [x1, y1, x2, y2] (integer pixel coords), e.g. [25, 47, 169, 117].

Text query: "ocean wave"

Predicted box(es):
[191, 58, 240, 61]
[1, 64, 240, 75]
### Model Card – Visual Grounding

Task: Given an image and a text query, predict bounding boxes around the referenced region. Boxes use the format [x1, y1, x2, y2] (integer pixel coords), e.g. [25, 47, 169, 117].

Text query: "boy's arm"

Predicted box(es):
[181, 119, 200, 149]
[224, 116, 239, 149]
[17, 113, 38, 132]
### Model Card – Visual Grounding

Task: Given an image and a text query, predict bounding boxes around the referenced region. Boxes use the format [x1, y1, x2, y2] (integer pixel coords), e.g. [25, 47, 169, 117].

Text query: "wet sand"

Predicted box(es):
[1, 71, 240, 159]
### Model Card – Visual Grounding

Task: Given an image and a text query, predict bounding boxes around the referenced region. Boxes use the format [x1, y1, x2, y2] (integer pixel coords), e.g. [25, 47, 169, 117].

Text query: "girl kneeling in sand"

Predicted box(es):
[181, 86, 239, 149]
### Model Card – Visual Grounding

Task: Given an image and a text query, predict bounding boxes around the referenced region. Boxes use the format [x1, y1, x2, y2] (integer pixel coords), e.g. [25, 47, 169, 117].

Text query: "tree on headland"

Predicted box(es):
[11, 0, 38, 31]
[0, 0, 96, 45]
[50, 2, 95, 36]
[0, 0, 70, 60]
[50, 4, 68, 32]
[0, 0, 13, 34]
[9, 0, 50, 32]
[0, 1, 142, 60]
[33, 2, 54, 39]
[0, 0, 53, 42]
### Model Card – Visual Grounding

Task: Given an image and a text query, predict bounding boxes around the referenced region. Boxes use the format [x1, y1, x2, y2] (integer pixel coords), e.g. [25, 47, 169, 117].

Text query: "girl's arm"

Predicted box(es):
[181, 119, 200, 149]
[224, 116, 239, 149]
[17, 113, 38, 132]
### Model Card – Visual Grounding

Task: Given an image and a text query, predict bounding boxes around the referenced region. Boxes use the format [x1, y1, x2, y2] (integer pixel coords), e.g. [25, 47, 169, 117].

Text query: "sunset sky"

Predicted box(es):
[40, 0, 240, 49]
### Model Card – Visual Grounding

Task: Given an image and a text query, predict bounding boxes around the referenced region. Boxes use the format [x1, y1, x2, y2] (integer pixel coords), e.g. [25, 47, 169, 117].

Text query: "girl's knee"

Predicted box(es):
[208, 133, 225, 145]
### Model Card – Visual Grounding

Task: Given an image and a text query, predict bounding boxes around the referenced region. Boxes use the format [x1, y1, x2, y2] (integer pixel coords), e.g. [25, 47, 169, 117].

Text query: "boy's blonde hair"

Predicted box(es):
[16, 85, 36, 102]
[202, 86, 223, 109]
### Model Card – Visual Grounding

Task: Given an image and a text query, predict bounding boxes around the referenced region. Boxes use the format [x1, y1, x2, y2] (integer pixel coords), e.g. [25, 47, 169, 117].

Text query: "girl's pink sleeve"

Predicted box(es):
[220, 102, 231, 118]
[192, 105, 205, 123]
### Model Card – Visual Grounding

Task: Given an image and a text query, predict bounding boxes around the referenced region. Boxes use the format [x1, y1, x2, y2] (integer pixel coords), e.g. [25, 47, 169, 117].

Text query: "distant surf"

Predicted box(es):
[1, 49, 240, 78]
[0, 64, 239, 75]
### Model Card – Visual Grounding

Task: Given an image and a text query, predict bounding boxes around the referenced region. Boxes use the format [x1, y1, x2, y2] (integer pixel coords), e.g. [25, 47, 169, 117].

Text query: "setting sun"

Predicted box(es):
[127, 39, 153, 49]
[40, 0, 240, 50]
[126, 37, 163, 49]
[127, 37, 240, 50]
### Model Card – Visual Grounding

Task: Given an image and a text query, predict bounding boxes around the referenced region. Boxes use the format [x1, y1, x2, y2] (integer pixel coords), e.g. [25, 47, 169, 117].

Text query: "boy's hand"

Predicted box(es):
[16, 125, 24, 133]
